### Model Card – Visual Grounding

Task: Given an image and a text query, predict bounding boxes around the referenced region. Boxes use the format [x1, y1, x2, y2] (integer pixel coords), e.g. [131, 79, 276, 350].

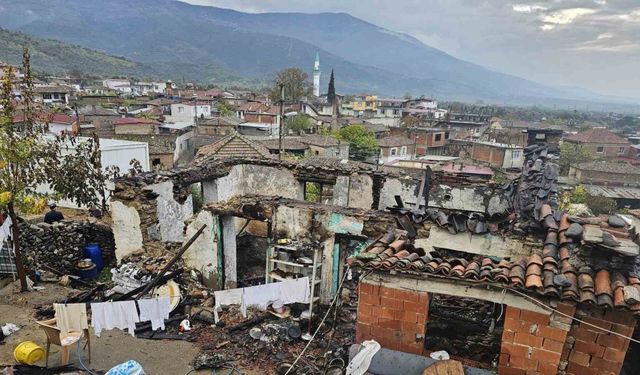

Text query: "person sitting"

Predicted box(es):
[44, 203, 64, 224]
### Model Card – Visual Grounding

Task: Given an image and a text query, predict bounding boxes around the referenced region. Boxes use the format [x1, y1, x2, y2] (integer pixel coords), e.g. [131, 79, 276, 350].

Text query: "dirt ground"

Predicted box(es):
[0, 280, 259, 375]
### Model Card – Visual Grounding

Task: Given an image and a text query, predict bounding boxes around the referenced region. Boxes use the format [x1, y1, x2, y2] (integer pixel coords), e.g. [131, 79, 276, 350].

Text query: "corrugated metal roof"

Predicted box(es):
[583, 185, 640, 200]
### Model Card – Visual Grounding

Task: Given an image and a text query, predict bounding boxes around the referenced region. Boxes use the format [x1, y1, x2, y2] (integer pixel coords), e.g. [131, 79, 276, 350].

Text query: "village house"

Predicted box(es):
[449, 139, 525, 170]
[378, 136, 416, 164]
[112, 118, 194, 168]
[568, 161, 640, 209]
[259, 138, 309, 158]
[299, 134, 349, 159]
[33, 85, 72, 105]
[390, 127, 450, 156]
[166, 102, 212, 124]
[77, 105, 121, 138]
[102, 78, 132, 94]
[564, 129, 633, 159]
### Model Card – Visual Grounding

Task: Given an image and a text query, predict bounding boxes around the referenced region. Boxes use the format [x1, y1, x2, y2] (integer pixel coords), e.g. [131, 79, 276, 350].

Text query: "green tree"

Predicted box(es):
[0, 49, 106, 291]
[287, 114, 312, 134]
[217, 100, 233, 117]
[269, 68, 311, 102]
[403, 92, 412, 100]
[337, 125, 378, 161]
[559, 143, 592, 176]
[327, 69, 336, 104]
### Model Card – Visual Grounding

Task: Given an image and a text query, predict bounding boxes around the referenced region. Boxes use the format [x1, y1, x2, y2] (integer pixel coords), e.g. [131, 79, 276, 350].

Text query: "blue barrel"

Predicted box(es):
[84, 243, 103, 271]
[77, 262, 98, 280]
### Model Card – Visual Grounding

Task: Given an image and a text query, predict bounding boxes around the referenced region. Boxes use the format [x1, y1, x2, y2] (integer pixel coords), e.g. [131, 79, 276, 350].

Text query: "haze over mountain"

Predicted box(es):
[0, 0, 632, 105]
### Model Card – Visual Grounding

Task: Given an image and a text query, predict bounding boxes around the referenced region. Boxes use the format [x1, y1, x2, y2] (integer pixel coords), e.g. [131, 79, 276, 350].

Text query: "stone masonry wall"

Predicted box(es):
[356, 281, 428, 354]
[561, 308, 635, 375]
[499, 303, 576, 375]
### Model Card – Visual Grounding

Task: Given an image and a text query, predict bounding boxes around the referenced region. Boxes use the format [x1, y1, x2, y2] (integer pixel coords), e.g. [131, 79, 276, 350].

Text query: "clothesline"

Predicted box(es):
[54, 296, 172, 338]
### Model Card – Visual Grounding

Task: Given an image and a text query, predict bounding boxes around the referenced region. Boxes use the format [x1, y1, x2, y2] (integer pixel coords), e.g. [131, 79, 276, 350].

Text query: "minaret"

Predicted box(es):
[313, 52, 321, 97]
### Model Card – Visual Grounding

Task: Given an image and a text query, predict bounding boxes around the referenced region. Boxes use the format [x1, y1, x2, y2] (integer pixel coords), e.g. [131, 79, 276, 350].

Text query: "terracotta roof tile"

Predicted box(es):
[565, 129, 630, 145]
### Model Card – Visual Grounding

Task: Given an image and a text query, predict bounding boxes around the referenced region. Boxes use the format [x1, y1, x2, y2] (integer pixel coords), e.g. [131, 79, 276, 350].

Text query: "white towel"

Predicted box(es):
[278, 277, 310, 305]
[137, 297, 171, 331]
[53, 303, 88, 336]
[91, 301, 140, 337]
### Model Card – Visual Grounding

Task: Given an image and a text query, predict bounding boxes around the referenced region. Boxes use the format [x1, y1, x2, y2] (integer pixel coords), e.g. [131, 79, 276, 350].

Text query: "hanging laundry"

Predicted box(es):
[137, 297, 171, 331]
[241, 277, 310, 316]
[277, 277, 310, 305]
[53, 303, 88, 336]
[91, 301, 140, 337]
[0, 216, 12, 243]
[213, 289, 243, 323]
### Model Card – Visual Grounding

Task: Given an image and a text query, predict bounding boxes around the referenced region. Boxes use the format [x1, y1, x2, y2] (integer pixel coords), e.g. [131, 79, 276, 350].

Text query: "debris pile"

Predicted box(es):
[19, 220, 115, 275]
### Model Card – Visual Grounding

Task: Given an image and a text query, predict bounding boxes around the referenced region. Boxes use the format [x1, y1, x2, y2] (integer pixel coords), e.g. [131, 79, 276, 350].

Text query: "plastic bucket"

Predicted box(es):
[77, 261, 98, 280]
[84, 243, 103, 271]
[14, 341, 45, 365]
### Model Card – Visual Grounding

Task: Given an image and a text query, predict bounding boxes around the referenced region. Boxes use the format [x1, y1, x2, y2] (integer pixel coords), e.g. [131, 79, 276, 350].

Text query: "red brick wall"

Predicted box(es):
[356, 281, 428, 354]
[471, 144, 505, 167]
[499, 303, 576, 375]
[561, 308, 635, 375]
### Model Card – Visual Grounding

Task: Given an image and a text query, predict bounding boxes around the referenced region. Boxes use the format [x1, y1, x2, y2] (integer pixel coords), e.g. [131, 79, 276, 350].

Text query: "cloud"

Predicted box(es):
[180, 0, 640, 97]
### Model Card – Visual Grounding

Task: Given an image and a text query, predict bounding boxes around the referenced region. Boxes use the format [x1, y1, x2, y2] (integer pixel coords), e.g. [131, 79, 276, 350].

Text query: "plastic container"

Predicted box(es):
[14, 341, 45, 365]
[77, 260, 98, 280]
[84, 243, 103, 271]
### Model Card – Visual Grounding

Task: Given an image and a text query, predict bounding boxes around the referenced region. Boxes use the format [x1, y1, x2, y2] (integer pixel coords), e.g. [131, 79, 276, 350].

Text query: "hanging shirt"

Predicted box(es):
[241, 278, 310, 316]
[213, 289, 243, 323]
[91, 301, 140, 337]
[0, 216, 12, 243]
[53, 303, 89, 336]
[137, 297, 171, 331]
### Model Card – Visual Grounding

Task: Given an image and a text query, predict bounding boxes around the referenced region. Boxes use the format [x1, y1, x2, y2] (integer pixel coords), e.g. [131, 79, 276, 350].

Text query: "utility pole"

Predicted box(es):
[278, 84, 285, 160]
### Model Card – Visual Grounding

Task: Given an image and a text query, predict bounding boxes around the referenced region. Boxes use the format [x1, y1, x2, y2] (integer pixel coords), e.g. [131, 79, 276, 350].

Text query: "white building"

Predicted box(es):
[103, 79, 132, 94]
[132, 82, 165, 96]
[313, 52, 321, 97]
[167, 102, 212, 123]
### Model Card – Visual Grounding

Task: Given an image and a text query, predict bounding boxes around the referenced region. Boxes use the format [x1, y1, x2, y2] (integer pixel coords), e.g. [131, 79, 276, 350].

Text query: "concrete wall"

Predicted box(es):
[203, 164, 301, 203]
[183, 210, 219, 288]
[430, 184, 510, 215]
[110, 200, 143, 261]
[149, 181, 193, 243]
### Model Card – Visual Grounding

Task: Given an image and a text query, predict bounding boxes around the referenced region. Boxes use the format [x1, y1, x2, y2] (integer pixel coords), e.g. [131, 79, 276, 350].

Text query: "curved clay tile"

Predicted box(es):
[595, 270, 613, 297]
[562, 273, 580, 301]
[480, 269, 493, 281]
[629, 276, 640, 286]
[450, 264, 466, 277]
[378, 248, 395, 261]
[543, 216, 559, 230]
[614, 287, 626, 308]
[559, 213, 570, 232]
[578, 273, 595, 292]
[367, 245, 387, 255]
[580, 290, 597, 305]
[612, 272, 627, 290]
[436, 261, 452, 275]
[525, 274, 544, 289]
[560, 261, 577, 276]
[542, 257, 558, 269]
[597, 294, 614, 309]
[498, 259, 511, 269]
[425, 260, 440, 273]
[528, 254, 543, 267]
[464, 262, 481, 279]
[539, 204, 552, 219]
[544, 231, 558, 247]
[543, 270, 555, 289]
[495, 268, 510, 283]
[481, 258, 494, 270]
[380, 231, 397, 244]
[542, 244, 558, 260]
[558, 232, 572, 246]
[559, 247, 570, 261]
[388, 239, 406, 252]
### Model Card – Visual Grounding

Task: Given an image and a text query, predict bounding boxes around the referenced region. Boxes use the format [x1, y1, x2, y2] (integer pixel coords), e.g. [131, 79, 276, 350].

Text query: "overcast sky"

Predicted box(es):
[182, 0, 640, 99]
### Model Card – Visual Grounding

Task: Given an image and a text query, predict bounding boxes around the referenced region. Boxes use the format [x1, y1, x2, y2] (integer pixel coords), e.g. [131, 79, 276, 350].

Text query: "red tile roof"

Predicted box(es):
[565, 129, 630, 145]
[113, 117, 160, 126]
[13, 113, 76, 124]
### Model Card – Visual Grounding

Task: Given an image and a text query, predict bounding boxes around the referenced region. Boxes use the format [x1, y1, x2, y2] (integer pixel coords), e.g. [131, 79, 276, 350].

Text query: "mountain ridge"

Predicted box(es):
[0, 0, 634, 106]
